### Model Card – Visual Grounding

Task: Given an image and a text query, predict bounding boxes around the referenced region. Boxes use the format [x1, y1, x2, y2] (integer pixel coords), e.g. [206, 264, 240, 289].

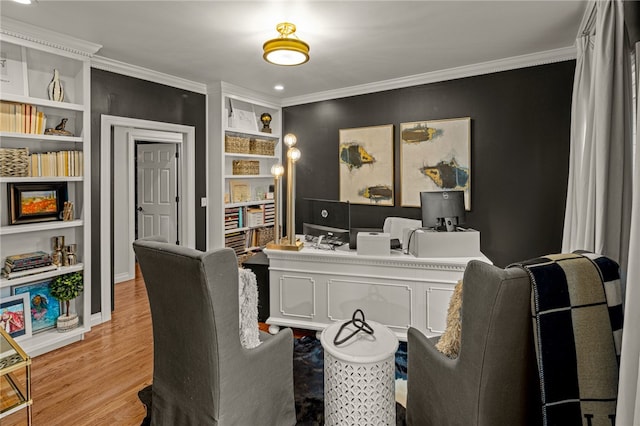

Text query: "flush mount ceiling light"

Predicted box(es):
[263, 22, 310, 66]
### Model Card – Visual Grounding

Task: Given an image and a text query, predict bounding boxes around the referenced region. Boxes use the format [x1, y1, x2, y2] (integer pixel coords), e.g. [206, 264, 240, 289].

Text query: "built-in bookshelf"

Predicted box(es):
[208, 82, 282, 254]
[0, 21, 100, 357]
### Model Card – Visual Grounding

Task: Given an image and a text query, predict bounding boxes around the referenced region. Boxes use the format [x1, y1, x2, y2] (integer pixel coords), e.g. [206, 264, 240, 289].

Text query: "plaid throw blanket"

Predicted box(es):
[510, 252, 623, 426]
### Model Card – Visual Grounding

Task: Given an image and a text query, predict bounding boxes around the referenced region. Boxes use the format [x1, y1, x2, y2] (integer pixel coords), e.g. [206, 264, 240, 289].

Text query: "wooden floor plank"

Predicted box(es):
[2, 273, 151, 426]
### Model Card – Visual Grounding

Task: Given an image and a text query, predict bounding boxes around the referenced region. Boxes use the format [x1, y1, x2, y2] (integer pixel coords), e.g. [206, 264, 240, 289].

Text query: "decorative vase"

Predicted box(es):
[56, 313, 79, 332]
[47, 69, 64, 102]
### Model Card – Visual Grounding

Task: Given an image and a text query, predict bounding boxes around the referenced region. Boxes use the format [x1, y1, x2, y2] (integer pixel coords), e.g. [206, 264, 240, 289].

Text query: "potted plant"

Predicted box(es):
[50, 272, 83, 332]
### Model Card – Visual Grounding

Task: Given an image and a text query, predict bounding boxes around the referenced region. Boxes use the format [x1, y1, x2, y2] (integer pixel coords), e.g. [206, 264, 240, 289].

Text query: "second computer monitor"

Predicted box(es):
[420, 190, 466, 232]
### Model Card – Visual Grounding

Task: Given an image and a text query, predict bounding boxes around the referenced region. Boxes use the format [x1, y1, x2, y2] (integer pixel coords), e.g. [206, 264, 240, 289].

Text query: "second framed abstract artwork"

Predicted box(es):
[339, 124, 394, 206]
[400, 117, 471, 209]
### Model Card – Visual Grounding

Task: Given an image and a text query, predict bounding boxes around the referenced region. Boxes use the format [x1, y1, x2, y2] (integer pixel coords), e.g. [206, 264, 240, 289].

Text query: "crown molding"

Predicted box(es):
[91, 55, 207, 95]
[281, 46, 577, 107]
[0, 17, 101, 58]
[215, 81, 282, 108]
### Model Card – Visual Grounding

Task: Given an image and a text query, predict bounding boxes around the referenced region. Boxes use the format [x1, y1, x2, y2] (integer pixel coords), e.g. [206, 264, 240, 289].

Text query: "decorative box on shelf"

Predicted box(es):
[225, 134, 250, 154]
[232, 160, 259, 175]
[249, 138, 276, 156]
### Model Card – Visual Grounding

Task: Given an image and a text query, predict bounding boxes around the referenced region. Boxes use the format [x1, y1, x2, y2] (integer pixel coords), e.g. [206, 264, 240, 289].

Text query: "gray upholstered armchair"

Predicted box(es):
[133, 237, 296, 426]
[406, 260, 540, 426]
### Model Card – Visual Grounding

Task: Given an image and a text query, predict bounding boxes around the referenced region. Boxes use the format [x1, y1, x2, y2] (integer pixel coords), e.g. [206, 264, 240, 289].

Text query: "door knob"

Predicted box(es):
[137, 206, 143, 212]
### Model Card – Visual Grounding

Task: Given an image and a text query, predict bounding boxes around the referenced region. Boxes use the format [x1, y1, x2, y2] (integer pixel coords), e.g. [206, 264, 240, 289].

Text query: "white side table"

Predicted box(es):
[320, 319, 399, 425]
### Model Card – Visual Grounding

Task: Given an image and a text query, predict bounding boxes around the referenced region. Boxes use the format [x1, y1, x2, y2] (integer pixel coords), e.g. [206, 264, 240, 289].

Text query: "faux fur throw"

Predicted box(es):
[238, 268, 261, 349]
[510, 252, 623, 426]
[435, 280, 463, 358]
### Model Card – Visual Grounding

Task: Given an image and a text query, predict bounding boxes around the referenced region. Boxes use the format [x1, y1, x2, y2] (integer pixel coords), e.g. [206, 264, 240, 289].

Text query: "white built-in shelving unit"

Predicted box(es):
[0, 20, 100, 356]
[208, 82, 282, 256]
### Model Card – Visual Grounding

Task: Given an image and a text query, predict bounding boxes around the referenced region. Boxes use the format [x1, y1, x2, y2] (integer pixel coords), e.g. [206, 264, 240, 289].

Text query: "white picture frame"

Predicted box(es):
[0, 293, 32, 341]
[228, 98, 258, 132]
[0, 45, 29, 97]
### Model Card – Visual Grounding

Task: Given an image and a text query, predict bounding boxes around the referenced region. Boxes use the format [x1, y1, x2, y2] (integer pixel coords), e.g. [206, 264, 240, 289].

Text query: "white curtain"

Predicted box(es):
[562, 0, 633, 272]
[617, 41, 640, 426]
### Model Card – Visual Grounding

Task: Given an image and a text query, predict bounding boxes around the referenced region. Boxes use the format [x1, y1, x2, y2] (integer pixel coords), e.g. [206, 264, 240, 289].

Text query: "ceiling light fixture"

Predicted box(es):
[263, 22, 309, 66]
[12, 0, 33, 4]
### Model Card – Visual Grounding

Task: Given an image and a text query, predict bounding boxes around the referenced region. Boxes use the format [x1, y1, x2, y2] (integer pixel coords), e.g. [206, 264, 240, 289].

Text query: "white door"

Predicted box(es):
[136, 143, 178, 244]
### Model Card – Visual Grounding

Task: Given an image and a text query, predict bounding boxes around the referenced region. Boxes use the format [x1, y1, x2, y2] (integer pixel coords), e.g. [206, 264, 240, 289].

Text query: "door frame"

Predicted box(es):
[128, 131, 182, 281]
[100, 115, 196, 324]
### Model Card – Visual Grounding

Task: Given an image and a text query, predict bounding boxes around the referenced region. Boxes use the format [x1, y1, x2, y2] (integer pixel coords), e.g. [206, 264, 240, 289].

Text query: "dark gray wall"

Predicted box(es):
[90, 69, 207, 313]
[284, 61, 575, 267]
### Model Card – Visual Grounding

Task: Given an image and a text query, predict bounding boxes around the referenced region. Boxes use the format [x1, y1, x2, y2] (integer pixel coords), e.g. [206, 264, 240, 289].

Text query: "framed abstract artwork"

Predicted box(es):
[339, 124, 394, 206]
[0, 293, 31, 341]
[12, 279, 61, 334]
[400, 117, 471, 209]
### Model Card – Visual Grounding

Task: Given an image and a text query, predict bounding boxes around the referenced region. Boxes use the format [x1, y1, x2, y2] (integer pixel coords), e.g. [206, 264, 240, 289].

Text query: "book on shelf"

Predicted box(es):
[5, 259, 53, 273]
[2, 263, 58, 279]
[0, 101, 47, 135]
[5, 250, 51, 264]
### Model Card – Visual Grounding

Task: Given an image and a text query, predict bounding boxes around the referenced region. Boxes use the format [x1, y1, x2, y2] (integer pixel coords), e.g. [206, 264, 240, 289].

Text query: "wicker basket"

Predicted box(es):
[249, 138, 276, 156]
[232, 160, 259, 175]
[225, 134, 250, 154]
[257, 227, 274, 247]
[0, 147, 29, 177]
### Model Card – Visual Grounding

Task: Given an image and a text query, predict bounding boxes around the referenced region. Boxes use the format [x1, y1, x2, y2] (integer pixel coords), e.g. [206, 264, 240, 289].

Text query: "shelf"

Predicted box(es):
[224, 152, 278, 159]
[0, 176, 83, 183]
[0, 219, 83, 235]
[225, 127, 280, 139]
[0, 132, 83, 143]
[225, 200, 274, 208]
[225, 174, 273, 179]
[0, 263, 84, 289]
[0, 93, 84, 112]
[225, 223, 275, 234]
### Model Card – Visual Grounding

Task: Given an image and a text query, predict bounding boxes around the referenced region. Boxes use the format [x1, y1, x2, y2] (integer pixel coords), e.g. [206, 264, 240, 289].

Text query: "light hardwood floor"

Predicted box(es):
[3, 272, 152, 426]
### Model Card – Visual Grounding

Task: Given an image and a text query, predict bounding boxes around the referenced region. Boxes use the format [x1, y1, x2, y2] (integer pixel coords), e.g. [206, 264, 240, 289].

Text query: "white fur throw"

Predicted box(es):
[435, 280, 463, 358]
[238, 268, 261, 349]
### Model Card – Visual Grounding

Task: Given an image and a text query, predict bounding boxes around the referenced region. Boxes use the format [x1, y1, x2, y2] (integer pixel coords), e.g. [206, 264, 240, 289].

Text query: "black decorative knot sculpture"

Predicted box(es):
[333, 309, 374, 346]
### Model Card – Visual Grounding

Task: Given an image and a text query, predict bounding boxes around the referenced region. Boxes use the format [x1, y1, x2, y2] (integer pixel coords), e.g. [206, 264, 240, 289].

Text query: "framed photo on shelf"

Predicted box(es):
[0, 293, 32, 341]
[229, 180, 251, 203]
[8, 182, 68, 225]
[339, 124, 394, 206]
[228, 99, 258, 132]
[0, 45, 28, 96]
[399, 117, 471, 209]
[12, 279, 61, 334]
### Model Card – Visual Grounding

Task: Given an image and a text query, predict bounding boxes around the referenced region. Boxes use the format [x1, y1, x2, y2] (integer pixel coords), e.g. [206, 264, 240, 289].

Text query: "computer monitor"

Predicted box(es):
[420, 190, 466, 232]
[301, 198, 351, 244]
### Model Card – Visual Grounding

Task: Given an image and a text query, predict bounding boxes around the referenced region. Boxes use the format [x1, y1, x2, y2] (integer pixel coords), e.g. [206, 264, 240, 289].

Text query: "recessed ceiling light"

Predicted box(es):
[274, 85, 284, 91]
[13, 0, 33, 4]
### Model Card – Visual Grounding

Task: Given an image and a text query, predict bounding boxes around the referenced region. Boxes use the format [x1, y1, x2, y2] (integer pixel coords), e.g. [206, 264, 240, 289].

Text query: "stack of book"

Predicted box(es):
[225, 232, 246, 255]
[225, 207, 242, 230]
[264, 203, 275, 225]
[3, 251, 57, 279]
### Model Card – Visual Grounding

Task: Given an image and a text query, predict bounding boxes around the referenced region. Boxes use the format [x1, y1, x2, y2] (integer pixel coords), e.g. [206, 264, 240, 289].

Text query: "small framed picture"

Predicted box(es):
[12, 279, 61, 334]
[229, 181, 251, 203]
[8, 182, 68, 225]
[0, 293, 32, 341]
[0, 45, 28, 96]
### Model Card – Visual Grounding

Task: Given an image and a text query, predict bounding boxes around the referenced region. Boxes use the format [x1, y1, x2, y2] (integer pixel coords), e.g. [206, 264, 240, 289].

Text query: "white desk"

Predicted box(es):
[264, 243, 491, 341]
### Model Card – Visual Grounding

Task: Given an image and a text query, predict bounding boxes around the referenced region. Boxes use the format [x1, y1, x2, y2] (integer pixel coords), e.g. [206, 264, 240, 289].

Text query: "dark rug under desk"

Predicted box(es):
[139, 336, 407, 425]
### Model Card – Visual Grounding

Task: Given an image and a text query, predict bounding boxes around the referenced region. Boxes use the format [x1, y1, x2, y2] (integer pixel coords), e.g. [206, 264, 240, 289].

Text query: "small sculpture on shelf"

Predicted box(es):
[260, 112, 272, 133]
[50, 271, 83, 332]
[62, 201, 74, 221]
[47, 68, 64, 102]
[52, 236, 65, 266]
[44, 118, 74, 136]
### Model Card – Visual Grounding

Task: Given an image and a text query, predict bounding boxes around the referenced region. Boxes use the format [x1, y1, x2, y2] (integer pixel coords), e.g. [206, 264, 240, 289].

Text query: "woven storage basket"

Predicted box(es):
[257, 227, 274, 247]
[232, 160, 259, 175]
[0, 147, 29, 177]
[225, 134, 250, 154]
[249, 138, 276, 156]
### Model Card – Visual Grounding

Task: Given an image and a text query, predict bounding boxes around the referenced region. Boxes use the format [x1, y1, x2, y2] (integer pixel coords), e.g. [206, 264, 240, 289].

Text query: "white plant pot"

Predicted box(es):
[56, 314, 79, 332]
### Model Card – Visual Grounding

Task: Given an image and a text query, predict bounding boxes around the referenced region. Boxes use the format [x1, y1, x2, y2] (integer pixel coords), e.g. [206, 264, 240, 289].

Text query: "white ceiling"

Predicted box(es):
[1, 1, 586, 103]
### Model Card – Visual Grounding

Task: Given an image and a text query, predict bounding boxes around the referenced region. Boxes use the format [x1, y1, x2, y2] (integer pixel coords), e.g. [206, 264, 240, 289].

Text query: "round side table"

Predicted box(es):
[320, 319, 399, 425]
